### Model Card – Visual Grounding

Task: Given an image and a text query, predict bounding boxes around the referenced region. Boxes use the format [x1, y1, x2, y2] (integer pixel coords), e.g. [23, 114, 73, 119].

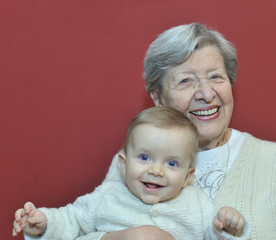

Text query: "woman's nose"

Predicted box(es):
[148, 163, 165, 177]
[194, 80, 216, 103]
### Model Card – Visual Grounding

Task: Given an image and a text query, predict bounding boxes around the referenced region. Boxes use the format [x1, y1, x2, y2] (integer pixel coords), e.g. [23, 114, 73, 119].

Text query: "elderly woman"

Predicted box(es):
[98, 23, 276, 240]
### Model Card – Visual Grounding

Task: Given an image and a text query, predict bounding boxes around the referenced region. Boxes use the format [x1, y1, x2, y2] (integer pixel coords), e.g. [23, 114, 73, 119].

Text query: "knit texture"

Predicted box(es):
[24, 132, 274, 240]
[104, 132, 276, 239]
[24, 182, 250, 240]
[213, 133, 276, 239]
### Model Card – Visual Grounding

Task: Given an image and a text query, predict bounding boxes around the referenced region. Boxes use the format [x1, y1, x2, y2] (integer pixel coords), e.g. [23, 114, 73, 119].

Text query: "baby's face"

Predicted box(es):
[122, 124, 195, 205]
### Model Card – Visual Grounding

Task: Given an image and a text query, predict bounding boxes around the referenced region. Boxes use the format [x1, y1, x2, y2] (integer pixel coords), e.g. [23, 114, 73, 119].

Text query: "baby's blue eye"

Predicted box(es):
[139, 154, 150, 161]
[167, 160, 179, 167]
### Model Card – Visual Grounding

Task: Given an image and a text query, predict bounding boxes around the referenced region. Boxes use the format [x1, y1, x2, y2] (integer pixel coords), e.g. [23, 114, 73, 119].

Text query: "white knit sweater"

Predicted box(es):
[212, 133, 276, 239]
[24, 133, 274, 240]
[24, 181, 250, 240]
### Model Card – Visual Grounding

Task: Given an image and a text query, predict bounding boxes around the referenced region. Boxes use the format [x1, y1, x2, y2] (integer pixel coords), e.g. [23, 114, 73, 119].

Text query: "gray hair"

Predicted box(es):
[143, 23, 238, 95]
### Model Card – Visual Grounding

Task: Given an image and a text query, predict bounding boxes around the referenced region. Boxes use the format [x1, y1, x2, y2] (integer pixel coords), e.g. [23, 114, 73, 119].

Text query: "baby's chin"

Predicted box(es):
[139, 194, 178, 205]
[139, 196, 162, 205]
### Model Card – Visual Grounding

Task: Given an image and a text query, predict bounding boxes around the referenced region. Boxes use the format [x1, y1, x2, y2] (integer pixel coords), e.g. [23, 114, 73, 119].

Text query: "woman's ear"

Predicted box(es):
[118, 151, 127, 177]
[150, 90, 162, 107]
[182, 168, 195, 188]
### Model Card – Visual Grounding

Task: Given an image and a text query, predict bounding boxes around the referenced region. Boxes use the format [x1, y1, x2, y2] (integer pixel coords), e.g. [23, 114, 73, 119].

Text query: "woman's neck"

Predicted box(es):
[198, 128, 232, 151]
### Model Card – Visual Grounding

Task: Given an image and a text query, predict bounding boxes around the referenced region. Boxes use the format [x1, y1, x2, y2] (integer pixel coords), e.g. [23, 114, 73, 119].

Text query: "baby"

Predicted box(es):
[13, 106, 250, 240]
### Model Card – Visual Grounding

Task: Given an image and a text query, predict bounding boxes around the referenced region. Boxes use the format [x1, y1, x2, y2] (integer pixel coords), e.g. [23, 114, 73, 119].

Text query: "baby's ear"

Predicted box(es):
[118, 151, 127, 177]
[182, 168, 195, 188]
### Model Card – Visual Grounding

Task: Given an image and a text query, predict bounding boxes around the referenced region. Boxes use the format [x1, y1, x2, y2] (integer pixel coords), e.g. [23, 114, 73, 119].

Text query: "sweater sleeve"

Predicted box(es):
[24, 183, 109, 240]
[205, 215, 251, 240]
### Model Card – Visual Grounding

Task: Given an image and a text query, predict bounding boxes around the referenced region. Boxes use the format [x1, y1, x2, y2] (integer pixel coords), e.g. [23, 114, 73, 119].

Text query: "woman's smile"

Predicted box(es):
[190, 106, 220, 118]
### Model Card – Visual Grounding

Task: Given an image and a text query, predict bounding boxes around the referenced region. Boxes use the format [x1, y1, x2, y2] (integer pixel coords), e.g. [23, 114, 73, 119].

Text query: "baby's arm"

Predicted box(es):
[213, 206, 245, 237]
[12, 202, 47, 237]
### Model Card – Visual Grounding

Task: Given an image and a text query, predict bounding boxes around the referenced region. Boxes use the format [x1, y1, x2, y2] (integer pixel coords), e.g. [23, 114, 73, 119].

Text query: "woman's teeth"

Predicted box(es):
[191, 107, 219, 116]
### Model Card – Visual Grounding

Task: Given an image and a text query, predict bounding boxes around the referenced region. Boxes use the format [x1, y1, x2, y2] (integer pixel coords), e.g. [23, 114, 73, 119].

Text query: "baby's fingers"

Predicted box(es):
[233, 216, 245, 236]
[14, 208, 25, 222]
[24, 202, 36, 215]
[12, 218, 25, 236]
[222, 211, 245, 236]
[213, 216, 224, 230]
[12, 221, 19, 236]
[28, 212, 45, 225]
[225, 211, 245, 230]
[12, 227, 17, 236]
[223, 213, 239, 232]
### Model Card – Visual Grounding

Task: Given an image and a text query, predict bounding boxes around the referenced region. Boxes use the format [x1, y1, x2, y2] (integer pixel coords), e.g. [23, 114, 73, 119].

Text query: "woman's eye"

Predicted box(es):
[211, 74, 223, 80]
[139, 154, 150, 161]
[179, 78, 190, 84]
[167, 160, 179, 167]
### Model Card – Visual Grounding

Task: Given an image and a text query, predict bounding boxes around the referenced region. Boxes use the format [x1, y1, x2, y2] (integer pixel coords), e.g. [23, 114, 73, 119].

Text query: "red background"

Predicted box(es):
[1, 1, 276, 239]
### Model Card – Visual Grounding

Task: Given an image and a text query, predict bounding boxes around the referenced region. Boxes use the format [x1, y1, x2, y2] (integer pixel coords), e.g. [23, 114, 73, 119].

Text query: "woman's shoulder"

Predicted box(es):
[237, 132, 276, 163]
[242, 132, 276, 147]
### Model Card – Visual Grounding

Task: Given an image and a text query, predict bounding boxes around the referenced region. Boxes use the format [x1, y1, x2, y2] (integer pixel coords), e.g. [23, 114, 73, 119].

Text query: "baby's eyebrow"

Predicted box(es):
[136, 148, 151, 154]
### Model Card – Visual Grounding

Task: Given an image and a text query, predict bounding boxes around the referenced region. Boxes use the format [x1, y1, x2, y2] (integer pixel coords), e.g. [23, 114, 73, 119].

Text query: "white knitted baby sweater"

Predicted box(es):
[24, 182, 250, 240]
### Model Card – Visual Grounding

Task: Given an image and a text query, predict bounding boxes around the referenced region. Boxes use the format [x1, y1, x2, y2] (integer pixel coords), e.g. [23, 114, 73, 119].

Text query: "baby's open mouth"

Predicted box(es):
[142, 182, 163, 189]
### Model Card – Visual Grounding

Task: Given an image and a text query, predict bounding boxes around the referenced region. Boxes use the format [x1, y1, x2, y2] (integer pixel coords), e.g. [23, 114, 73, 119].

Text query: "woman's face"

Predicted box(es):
[151, 45, 234, 150]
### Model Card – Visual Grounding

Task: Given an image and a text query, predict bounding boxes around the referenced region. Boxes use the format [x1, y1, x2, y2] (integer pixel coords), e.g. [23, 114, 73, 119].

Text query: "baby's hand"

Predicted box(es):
[213, 206, 245, 236]
[12, 202, 47, 237]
